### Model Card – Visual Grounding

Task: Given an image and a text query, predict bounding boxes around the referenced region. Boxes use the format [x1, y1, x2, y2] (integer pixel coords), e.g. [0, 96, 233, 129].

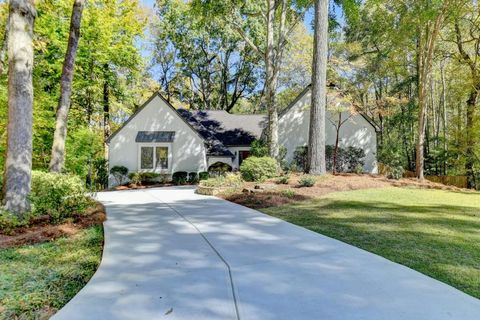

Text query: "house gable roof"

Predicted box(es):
[178, 110, 267, 147]
[279, 84, 381, 132]
[106, 92, 205, 144]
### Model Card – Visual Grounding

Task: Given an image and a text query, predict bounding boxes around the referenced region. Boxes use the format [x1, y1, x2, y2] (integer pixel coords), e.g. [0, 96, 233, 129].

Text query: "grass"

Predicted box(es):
[0, 226, 103, 319]
[260, 187, 480, 299]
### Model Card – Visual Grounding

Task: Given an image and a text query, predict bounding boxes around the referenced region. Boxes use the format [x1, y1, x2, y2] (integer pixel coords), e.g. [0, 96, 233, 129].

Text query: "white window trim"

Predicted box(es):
[137, 143, 173, 173]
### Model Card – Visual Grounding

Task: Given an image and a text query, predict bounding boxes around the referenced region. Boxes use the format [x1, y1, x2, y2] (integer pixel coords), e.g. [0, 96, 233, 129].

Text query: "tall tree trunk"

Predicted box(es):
[103, 67, 111, 141]
[2, 0, 36, 216]
[415, 1, 448, 180]
[265, 0, 279, 159]
[49, 0, 85, 172]
[454, 20, 479, 188]
[307, 0, 328, 175]
[332, 113, 342, 175]
[465, 90, 478, 188]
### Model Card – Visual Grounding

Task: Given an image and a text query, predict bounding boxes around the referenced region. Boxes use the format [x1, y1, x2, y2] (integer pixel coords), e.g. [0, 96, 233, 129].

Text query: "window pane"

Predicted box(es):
[156, 147, 168, 169]
[141, 147, 154, 169]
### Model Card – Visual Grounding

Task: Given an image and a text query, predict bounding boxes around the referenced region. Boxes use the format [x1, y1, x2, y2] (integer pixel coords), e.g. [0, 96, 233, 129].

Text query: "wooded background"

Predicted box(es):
[0, 0, 478, 189]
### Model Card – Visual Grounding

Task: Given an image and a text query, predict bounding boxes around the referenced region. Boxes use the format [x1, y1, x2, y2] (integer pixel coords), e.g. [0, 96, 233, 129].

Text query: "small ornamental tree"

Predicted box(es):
[110, 166, 128, 186]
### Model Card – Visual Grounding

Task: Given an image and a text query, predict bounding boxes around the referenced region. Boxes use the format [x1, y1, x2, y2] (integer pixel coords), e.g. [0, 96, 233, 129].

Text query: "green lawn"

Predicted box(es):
[260, 187, 480, 299]
[0, 226, 103, 319]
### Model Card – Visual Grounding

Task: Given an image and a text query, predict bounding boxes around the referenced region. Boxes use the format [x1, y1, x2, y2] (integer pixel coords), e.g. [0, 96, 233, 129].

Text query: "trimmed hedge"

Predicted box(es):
[240, 156, 278, 182]
[172, 171, 188, 185]
[188, 172, 198, 183]
[199, 171, 209, 181]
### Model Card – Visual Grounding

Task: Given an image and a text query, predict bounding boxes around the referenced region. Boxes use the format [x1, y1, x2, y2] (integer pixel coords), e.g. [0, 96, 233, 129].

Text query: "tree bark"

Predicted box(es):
[307, 0, 328, 175]
[49, 0, 86, 172]
[332, 113, 342, 175]
[415, 12, 444, 180]
[2, 0, 36, 216]
[265, 0, 279, 159]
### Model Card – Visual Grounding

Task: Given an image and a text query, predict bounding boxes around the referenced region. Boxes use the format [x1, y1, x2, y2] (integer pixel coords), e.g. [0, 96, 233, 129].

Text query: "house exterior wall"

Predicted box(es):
[278, 90, 378, 173]
[228, 146, 252, 170]
[108, 94, 208, 186]
[207, 156, 234, 169]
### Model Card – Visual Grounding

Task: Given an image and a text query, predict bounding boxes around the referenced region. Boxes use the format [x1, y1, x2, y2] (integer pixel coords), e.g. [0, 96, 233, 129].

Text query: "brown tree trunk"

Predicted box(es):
[465, 90, 477, 188]
[307, 0, 328, 175]
[2, 0, 36, 216]
[332, 113, 342, 175]
[49, 0, 86, 173]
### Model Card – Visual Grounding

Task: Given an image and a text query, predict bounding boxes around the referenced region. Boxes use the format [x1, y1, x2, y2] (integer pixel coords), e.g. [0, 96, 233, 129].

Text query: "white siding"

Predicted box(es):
[228, 146, 252, 170]
[278, 90, 378, 173]
[108, 95, 207, 185]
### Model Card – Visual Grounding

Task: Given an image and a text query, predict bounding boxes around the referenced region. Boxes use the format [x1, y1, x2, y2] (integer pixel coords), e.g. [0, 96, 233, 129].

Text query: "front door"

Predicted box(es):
[239, 150, 251, 166]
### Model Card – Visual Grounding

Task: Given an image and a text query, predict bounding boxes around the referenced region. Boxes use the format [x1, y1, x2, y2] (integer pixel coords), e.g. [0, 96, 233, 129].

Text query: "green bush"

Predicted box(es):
[208, 162, 232, 175]
[92, 158, 108, 190]
[250, 139, 269, 157]
[276, 175, 290, 184]
[240, 156, 278, 182]
[199, 173, 243, 188]
[110, 166, 128, 185]
[251, 140, 287, 168]
[172, 171, 188, 185]
[299, 175, 317, 187]
[0, 210, 25, 234]
[188, 172, 198, 184]
[199, 171, 209, 181]
[293, 145, 366, 173]
[127, 172, 162, 185]
[385, 165, 404, 180]
[29, 171, 92, 222]
[129, 172, 142, 185]
[293, 146, 308, 172]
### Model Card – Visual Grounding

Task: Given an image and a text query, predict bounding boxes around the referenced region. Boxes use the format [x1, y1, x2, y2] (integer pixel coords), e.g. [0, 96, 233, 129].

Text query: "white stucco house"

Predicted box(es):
[107, 85, 378, 185]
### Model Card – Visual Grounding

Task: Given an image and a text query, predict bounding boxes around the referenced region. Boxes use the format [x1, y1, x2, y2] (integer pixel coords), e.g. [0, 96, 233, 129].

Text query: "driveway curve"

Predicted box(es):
[53, 186, 480, 320]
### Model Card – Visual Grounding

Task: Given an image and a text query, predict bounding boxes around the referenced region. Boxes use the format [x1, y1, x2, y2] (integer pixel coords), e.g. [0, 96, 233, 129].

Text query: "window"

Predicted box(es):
[140, 147, 154, 169]
[139, 145, 170, 171]
[156, 147, 168, 169]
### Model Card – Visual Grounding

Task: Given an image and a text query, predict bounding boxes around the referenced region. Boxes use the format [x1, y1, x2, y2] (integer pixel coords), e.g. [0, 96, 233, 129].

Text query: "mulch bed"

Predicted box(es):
[221, 173, 476, 209]
[0, 203, 106, 249]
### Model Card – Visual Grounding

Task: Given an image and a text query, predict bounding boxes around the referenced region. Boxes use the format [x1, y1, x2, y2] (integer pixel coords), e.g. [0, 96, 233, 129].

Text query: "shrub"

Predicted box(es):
[276, 175, 290, 184]
[293, 146, 308, 172]
[92, 158, 108, 190]
[240, 156, 278, 182]
[29, 171, 92, 222]
[188, 172, 198, 184]
[299, 175, 317, 187]
[385, 165, 404, 180]
[208, 162, 232, 176]
[354, 164, 364, 174]
[128, 172, 142, 185]
[110, 166, 128, 185]
[250, 139, 269, 157]
[172, 171, 188, 185]
[281, 189, 296, 198]
[200, 173, 243, 188]
[0, 210, 24, 235]
[293, 145, 366, 173]
[199, 171, 209, 181]
[127, 172, 162, 185]
[141, 172, 160, 182]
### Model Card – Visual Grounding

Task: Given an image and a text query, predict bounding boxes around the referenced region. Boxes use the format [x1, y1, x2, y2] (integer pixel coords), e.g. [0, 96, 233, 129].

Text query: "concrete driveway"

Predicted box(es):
[53, 186, 480, 320]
